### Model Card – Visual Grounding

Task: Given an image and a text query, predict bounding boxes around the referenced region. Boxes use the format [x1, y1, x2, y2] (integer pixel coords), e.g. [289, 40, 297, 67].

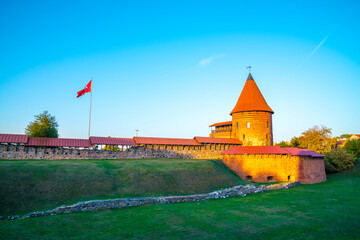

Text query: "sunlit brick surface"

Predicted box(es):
[222, 154, 326, 184]
[231, 111, 273, 146]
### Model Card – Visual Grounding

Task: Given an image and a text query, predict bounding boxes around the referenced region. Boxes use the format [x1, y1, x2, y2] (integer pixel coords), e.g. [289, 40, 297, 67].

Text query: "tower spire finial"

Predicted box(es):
[246, 66, 251, 73]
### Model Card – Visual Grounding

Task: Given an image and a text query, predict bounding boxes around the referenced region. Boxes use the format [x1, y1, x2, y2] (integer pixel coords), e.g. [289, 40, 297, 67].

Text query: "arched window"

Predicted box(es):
[247, 122, 250, 128]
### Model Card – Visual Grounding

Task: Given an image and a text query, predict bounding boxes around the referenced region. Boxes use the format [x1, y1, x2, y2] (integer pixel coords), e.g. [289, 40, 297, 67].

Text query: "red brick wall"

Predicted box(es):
[299, 156, 327, 184]
[231, 111, 273, 146]
[209, 131, 231, 138]
[222, 154, 326, 184]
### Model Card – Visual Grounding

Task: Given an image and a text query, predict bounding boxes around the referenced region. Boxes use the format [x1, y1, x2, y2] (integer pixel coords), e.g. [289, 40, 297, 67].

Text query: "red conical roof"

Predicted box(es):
[230, 73, 273, 115]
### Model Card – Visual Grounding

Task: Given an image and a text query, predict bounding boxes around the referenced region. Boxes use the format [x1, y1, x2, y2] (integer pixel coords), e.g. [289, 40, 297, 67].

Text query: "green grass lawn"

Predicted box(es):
[0, 159, 245, 216]
[1, 159, 359, 239]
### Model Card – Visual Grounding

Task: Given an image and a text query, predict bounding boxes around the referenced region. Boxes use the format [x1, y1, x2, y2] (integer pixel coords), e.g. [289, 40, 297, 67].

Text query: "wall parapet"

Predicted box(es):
[0, 144, 224, 160]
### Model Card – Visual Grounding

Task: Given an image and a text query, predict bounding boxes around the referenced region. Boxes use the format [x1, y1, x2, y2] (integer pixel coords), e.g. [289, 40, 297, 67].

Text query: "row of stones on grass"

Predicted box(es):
[0, 181, 300, 221]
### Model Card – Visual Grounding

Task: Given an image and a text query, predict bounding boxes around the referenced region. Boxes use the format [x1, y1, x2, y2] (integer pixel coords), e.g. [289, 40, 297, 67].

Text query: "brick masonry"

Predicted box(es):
[0, 144, 231, 160]
[1, 145, 327, 184]
[222, 154, 326, 184]
[210, 131, 232, 138]
[231, 111, 273, 146]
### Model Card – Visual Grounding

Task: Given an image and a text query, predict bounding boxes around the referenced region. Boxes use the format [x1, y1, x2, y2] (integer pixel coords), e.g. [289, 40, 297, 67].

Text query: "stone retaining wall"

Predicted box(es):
[0, 144, 224, 160]
[0, 181, 300, 221]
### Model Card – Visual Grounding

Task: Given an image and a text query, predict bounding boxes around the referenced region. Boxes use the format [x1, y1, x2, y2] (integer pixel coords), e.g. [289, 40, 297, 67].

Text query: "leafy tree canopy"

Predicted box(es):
[290, 136, 302, 148]
[344, 139, 360, 158]
[277, 141, 291, 147]
[325, 148, 356, 173]
[25, 111, 59, 138]
[339, 134, 351, 139]
[298, 125, 336, 154]
[276, 137, 301, 148]
[102, 145, 120, 151]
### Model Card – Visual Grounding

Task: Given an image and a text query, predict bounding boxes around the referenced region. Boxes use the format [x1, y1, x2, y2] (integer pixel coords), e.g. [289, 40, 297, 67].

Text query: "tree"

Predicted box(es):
[298, 125, 336, 154]
[290, 136, 302, 148]
[339, 134, 351, 139]
[325, 148, 356, 173]
[277, 141, 291, 147]
[102, 145, 120, 151]
[25, 111, 59, 138]
[344, 139, 360, 158]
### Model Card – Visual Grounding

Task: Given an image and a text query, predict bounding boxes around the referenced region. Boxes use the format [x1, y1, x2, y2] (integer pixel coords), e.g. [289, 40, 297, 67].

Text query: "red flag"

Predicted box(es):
[77, 80, 92, 98]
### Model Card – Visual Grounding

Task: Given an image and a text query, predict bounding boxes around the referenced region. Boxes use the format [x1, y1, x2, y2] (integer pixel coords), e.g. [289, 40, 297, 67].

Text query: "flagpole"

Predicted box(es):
[88, 78, 92, 139]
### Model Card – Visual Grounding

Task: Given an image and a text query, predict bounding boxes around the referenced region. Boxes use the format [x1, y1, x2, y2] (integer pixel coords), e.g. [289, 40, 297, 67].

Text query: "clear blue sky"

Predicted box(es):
[1, 0, 359, 142]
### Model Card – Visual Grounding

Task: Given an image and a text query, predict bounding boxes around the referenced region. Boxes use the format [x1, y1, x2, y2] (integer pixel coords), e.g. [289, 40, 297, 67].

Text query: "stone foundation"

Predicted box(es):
[1, 181, 300, 221]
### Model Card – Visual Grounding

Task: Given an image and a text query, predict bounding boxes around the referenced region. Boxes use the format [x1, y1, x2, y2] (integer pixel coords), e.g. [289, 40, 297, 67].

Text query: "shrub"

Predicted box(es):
[344, 139, 360, 157]
[325, 148, 356, 173]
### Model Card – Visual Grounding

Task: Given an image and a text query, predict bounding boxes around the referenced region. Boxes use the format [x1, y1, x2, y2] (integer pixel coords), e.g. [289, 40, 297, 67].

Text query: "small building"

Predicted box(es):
[335, 140, 346, 148]
[222, 146, 326, 184]
[349, 134, 360, 140]
[336, 134, 359, 148]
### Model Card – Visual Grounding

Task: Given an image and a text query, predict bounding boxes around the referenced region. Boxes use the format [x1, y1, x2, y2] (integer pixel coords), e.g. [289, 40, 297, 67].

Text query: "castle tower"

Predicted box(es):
[230, 73, 274, 146]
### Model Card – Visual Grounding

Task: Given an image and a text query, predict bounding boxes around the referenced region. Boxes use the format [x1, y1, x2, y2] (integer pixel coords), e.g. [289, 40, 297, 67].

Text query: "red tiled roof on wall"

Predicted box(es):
[282, 147, 325, 158]
[221, 146, 325, 158]
[194, 136, 242, 145]
[26, 137, 92, 148]
[209, 121, 232, 127]
[0, 134, 28, 144]
[230, 73, 273, 115]
[90, 136, 136, 146]
[222, 146, 288, 155]
[133, 136, 200, 146]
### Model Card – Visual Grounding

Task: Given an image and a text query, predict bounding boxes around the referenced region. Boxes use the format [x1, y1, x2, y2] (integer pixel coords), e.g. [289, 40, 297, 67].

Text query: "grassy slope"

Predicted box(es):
[0, 159, 245, 216]
[1, 160, 359, 239]
[1, 171, 359, 239]
[341, 158, 360, 177]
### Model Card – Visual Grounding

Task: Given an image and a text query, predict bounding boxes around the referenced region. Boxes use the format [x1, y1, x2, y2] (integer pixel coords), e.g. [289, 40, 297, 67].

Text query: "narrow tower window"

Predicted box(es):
[237, 122, 239, 129]
[267, 121, 269, 128]
[243, 134, 245, 140]
[247, 122, 250, 128]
